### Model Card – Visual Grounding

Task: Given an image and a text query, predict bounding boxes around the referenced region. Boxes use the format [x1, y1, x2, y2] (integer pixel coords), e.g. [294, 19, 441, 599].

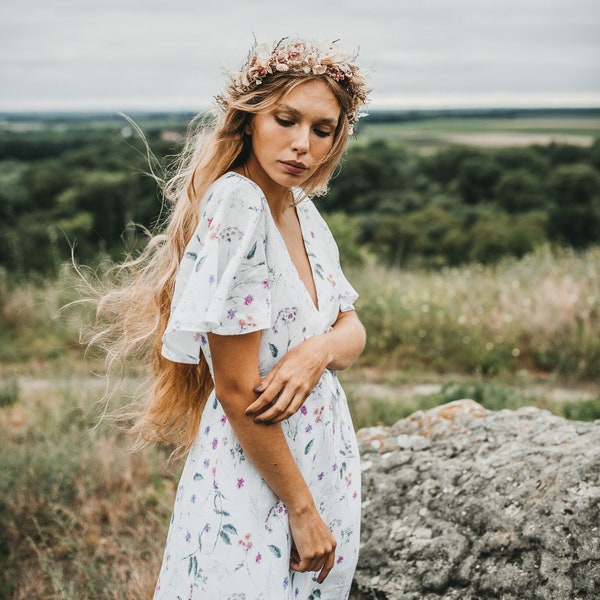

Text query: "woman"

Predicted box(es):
[97, 38, 370, 599]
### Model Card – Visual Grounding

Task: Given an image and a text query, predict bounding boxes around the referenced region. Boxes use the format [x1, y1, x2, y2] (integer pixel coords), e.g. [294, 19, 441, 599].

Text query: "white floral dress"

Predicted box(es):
[155, 172, 361, 600]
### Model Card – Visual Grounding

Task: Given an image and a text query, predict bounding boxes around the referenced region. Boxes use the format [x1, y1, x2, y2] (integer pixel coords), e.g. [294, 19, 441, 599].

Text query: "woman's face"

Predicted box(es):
[243, 79, 341, 196]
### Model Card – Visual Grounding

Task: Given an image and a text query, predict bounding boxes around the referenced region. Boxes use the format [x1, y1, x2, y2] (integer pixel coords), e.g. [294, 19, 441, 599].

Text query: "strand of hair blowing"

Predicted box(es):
[92, 74, 351, 459]
[91, 114, 245, 459]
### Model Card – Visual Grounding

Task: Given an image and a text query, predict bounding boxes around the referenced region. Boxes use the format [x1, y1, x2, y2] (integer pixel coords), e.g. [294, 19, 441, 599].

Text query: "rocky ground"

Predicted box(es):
[350, 400, 600, 600]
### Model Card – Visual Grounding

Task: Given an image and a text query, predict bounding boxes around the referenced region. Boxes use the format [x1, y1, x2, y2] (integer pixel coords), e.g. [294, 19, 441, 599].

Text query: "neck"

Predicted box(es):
[239, 160, 293, 219]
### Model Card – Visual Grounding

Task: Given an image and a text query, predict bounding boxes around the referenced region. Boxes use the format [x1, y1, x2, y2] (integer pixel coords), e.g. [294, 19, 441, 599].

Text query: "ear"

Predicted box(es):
[244, 117, 253, 135]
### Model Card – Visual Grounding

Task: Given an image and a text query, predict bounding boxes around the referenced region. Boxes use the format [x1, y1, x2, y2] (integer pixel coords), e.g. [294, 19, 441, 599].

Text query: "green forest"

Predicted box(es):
[2, 111, 600, 275]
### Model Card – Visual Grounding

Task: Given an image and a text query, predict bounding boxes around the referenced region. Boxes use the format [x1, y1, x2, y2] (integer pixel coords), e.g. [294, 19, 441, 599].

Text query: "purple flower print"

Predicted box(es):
[220, 414, 227, 425]
[272, 307, 298, 333]
[305, 424, 312, 433]
[255, 552, 262, 563]
[318, 472, 325, 481]
[185, 531, 191, 543]
[212, 438, 219, 450]
[208, 274, 216, 285]
[203, 458, 210, 468]
[237, 478, 245, 488]
[203, 523, 211, 533]
[262, 278, 269, 289]
[244, 294, 254, 305]
[300, 405, 308, 415]
[337, 555, 344, 564]
[227, 308, 237, 319]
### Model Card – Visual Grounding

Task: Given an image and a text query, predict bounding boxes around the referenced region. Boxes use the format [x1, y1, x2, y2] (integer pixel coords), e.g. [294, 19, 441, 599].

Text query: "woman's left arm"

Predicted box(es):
[245, 310, 366, 423]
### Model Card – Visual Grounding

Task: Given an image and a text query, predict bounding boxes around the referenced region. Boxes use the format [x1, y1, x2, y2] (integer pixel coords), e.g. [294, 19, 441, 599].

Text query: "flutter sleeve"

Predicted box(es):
[161, 175, 271, 364]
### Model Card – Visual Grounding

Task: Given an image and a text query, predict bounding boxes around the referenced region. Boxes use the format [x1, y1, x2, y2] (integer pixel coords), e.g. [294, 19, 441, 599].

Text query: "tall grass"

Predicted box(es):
[0, 266, 85, 363]
[1, 248, 599, 597]
[0, 375, 174, 599]
[352, 245, 600, 378]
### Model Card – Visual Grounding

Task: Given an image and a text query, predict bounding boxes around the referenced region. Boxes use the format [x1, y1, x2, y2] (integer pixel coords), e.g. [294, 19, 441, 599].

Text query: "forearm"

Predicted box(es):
[317, 309, 366, 371]
[207, 331, 314, 513]
[224, 393, 313, 514]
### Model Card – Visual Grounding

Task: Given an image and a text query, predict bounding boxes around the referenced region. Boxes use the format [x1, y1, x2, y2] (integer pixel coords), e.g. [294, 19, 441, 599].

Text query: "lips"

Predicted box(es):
[280, 160, 308, 175]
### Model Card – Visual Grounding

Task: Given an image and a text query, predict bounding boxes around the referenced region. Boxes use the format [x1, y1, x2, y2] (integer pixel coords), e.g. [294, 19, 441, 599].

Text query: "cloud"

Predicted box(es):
[1, 0, 599, 111]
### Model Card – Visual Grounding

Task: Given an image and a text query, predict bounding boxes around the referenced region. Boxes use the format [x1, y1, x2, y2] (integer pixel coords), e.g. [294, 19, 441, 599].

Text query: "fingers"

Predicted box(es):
[245, 371, 312, 423]
[289, 542, 337, 582]
[256, 390, 305, 424]
[317, 550, 335, 584]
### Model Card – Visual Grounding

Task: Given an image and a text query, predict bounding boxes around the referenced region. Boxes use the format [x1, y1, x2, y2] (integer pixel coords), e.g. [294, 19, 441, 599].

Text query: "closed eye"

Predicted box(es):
[314, 129, 332, 138]
[275, 116, 294, 127]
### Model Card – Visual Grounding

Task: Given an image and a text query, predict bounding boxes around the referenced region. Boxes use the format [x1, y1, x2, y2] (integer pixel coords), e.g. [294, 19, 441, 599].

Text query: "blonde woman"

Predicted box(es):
[97, 38, 370, 599]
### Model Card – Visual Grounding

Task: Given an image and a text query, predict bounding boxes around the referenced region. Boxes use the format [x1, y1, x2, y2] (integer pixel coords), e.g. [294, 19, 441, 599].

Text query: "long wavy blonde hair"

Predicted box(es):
[91, 73, 354, 458]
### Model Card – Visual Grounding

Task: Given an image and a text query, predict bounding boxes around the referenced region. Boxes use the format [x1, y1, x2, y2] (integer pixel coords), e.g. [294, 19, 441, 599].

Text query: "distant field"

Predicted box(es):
[356, 116, 600, 150]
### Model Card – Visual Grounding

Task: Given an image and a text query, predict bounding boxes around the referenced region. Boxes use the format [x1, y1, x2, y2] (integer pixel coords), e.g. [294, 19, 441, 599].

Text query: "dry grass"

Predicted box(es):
[352, 245, 600, 378]
[0, 374, 178, 599]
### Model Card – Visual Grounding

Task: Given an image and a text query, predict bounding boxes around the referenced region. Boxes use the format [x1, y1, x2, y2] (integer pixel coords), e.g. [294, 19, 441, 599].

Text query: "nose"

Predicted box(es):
[291, 125, 310, 155]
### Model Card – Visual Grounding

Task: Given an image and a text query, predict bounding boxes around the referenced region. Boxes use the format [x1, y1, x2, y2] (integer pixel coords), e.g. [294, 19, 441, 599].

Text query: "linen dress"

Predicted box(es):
[155, 172, 361, 600]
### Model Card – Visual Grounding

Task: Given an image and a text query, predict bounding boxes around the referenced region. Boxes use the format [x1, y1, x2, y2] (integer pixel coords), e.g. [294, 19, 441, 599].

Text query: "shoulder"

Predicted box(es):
[206, 172, 266, 215]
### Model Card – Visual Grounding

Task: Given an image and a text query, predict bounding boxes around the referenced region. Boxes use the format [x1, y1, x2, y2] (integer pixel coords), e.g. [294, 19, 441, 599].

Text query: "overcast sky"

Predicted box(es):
[1, 0, 599, 112]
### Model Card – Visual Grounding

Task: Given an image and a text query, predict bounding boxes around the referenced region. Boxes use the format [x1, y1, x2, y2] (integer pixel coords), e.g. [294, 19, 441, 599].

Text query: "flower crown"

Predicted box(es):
[216, 38, 371, 133]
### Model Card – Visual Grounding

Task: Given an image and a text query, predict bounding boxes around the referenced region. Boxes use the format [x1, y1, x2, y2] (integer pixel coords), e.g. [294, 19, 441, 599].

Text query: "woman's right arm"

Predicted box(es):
[206, 330, 336, 584]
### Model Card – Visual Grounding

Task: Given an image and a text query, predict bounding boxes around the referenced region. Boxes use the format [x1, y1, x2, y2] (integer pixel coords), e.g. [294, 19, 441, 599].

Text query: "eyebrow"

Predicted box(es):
[277, 104, 339, 126]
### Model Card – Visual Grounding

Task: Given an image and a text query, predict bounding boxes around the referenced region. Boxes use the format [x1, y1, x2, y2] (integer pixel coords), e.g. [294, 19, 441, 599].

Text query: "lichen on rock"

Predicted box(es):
[351, 400, 600, 600]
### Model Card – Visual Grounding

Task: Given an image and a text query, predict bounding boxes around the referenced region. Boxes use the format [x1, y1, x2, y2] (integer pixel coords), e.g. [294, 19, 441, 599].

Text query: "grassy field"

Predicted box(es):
[1, 245, 600, 597]
[356, 115, 600, 150]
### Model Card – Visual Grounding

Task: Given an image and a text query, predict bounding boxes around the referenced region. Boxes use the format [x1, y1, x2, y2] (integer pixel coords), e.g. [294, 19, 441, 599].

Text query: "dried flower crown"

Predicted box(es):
[216, 38, 371, 133]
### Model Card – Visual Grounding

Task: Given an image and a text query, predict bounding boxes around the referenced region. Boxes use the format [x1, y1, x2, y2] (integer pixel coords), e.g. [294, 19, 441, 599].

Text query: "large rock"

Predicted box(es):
[351, 400, 600, 600]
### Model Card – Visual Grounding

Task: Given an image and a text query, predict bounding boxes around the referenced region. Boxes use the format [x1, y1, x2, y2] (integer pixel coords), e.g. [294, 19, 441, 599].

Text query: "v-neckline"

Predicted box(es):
[229, 172, 321, 313]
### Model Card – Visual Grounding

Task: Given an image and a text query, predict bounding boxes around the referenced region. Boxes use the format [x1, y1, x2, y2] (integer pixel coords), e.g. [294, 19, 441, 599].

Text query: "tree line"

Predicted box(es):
[1, 116, 599, 275]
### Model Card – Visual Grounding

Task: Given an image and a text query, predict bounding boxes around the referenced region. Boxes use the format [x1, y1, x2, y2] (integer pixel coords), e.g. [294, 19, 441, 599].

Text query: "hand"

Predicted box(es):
[245, 336, 330, 424]
[287, 505, 337, 584]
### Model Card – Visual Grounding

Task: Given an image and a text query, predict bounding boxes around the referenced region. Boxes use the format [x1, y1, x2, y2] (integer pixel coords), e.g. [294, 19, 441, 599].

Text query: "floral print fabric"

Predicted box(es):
[156, 172, 361, 600]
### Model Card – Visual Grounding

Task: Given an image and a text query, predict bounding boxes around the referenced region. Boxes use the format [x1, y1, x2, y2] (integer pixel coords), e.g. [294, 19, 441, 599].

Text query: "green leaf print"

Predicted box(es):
[188, 555, 198, 577]
[222, 523, 238, 535]
[246, 241, 257, 259]
[193, 472, 204, 480]
[269, 343, 278, 357]
[219, 530, 232, 545]
[267, 544, 281, 558]
[304, 439, 315, 455]
[194, 255, 207, 272]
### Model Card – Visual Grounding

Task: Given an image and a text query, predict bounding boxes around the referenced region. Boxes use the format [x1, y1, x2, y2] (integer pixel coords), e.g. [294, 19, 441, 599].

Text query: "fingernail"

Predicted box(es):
[254, 384, 265, 392]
